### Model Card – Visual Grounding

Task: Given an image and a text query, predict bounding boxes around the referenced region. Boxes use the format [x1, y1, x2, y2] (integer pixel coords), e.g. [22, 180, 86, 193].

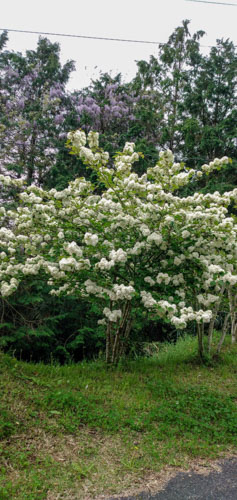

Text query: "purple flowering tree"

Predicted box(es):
[0, 37, 75, 189]
[71, 73, 139, 153]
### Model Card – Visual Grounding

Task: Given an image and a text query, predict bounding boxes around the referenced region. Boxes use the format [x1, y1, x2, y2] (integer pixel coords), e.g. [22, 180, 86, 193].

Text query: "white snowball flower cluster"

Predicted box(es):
[197, 294, 219, 307]
[171, 307, 212, 329]
[182, 230, 190, 239]
[79, 147, 95, 164]
[123, 142, 135, 154]
[201, 156, 229, 174]
[68, 129, 110, 167]
[157, 300, 177, 316]
[58, 257, 77, 272]
[147, 232, 163, 245]
[159, 149, 174, 163]
[103, 307, 122, 322]
[1, 278, 19, 297]
[196, 310, 213, 323]
[111, 284, 135, 301]
[96, 258, 115, 270]
[109, 248, 127, 263]
[88, 131, 99, 149]
[139, 224, 150, 236]
[67, 129, 86, 148]
[0, 174, 23, 187]
[47, 264, 65, 279]
[171, 170, 195, 188]
[156, 273, 171, 285]
[59, 257, 90, 272]
[66, 241, 83, 257]
[141, 291, 157, 308]
[222, 273, 237, 285]
[84, 232, 98, 246]
[171, 316, 187, 329]
[0, 227, 15, 241]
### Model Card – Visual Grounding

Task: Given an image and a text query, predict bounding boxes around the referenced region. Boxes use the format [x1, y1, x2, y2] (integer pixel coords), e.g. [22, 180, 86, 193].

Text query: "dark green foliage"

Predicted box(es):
[0, 286, 174, 363]
[0, 281, 105, 363]
[132, 21, 237, 191]
[0, 31, 8, 52]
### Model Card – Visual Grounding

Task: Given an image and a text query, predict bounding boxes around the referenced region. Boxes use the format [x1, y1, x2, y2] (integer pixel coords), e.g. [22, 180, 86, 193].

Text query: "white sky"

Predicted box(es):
[1, 0, 237, 91]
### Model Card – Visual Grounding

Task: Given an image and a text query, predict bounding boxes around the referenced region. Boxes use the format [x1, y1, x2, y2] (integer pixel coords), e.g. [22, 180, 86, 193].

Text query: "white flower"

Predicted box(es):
[68, 129, 86, 148]
[80, 147, 95, 163]
[123, 142, 135, 154]
[171, 317, 187, 329]
[144, 276, 155, 286]
[182, 230, 190, 239]
[140, 291, 157, 308]
[209, 264, 224, 274]
[98, 318, 106, 325]
[223, 273, 237, 285]
[84, 232, 98, 246]
[44, 234, 51, 242]
[88, 131, 99, 149]
[59, 257, 77, 271]
[103, 308, 122, 322]
[96, 258, 115, 270]
[109, 248, 127, 263]
[140, 224, 150, 236]
[66, 241, 83, 257]
[147, 232, 162, 245]
[112, 284, 135, 301]
[156, 273, 171, 285]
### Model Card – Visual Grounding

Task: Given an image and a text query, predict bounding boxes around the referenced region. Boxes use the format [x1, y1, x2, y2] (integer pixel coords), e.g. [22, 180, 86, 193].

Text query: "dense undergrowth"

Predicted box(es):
[0, 335, 237, 499]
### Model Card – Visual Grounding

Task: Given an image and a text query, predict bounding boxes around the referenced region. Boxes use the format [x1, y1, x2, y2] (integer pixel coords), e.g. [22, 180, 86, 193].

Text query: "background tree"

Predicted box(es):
[132, 21, 237, 193]
[0, 37, 75, 190]
[132, 21, 205, 158]
[180, 38, 237, 193]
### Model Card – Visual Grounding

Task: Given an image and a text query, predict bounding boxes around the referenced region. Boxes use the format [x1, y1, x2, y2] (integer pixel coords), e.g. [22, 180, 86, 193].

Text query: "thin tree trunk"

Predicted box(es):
[208, 285, 225, 354]
[228, 287, 237, 344]
[217, 312, 230, 354]
[111, 302, 131, 364]
[106, 322, 112, 364]
[118, 318, 133, 359]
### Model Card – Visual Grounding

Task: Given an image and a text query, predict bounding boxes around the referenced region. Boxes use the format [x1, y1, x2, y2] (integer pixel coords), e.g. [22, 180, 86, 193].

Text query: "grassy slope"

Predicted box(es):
[0, 335, 237, 500]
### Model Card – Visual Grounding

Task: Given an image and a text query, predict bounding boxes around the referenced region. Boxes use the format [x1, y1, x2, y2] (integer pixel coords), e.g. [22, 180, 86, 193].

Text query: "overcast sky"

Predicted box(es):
[1, 0, 237, 91]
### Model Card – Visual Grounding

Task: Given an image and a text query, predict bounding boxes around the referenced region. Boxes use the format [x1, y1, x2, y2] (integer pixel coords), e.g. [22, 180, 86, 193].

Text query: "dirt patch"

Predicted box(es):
[95, 453, 237, 500]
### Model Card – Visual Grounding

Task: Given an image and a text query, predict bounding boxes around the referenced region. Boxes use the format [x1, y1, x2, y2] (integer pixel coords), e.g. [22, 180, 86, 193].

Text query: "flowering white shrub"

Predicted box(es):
[0, 129, 236, 362]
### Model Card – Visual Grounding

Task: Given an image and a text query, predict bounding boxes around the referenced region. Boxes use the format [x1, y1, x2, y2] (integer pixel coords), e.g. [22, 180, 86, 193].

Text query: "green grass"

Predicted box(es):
[0, 335, 237, 499]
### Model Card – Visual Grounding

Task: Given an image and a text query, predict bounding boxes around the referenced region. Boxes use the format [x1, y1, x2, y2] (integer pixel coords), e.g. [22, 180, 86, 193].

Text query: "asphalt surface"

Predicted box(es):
[108, 458, 237, 500]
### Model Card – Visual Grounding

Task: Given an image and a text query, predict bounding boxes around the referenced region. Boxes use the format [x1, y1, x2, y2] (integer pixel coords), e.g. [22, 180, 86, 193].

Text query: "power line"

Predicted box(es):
[0, 27, 232, 49]
[186, 0, 237, 5]
[0, 28, 162, 46]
